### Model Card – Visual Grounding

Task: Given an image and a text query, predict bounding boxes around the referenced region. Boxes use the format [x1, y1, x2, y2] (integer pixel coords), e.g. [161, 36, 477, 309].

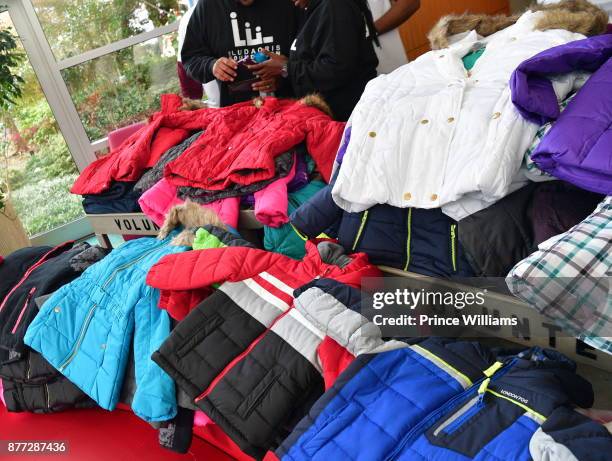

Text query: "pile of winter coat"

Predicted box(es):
[290, 0, 612, 353]
[75, 93, 343, 260]
[3, 231, 612, 460]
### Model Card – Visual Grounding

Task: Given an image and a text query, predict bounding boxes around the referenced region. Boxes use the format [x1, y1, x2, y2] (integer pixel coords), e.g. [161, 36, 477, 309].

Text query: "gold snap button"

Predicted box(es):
[492, 112, 501, 119]
[420, 119, 429, 125]
[54, 307, 60, 313]
[510, 37, 517, 41]
[447, 117, 455, 123]
[368, 131, 376, 138]
[430, 194, 438, 201]
[404, 192, 412, 201]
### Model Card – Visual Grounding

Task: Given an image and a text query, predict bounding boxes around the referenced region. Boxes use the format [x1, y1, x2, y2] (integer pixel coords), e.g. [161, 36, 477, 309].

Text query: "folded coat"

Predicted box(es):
[146, 255, 397, 459]
[292, 182, 474, 277]
[459, 181, 603, 277]
[0, 243, 108, 414]
[511, 34, 612, 194]
[507, 196, 612, 353]
[72, 95, 343, 195]
[24, 235, 189, 422]
[331, 10, 588, 220]
[277, 343, 612, 461]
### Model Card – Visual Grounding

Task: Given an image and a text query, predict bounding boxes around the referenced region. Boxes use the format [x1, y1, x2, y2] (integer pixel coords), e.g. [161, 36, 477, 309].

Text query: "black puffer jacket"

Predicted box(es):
[0, 242, 108, 413]
[459, 181, 603, 277]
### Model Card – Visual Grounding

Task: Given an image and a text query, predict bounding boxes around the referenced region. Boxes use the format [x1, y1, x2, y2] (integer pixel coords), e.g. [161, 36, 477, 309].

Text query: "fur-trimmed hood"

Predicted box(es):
[252, 93, 333, 118]
[428, 0, 609, 50]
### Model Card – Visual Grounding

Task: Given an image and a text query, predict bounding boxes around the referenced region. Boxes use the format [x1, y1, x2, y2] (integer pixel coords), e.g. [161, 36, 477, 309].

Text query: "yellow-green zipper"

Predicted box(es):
[290, 223, 308, 242]
[403, 209, 413, 271]
[450, 224, 457, 272]
[351, 210, 369, 251]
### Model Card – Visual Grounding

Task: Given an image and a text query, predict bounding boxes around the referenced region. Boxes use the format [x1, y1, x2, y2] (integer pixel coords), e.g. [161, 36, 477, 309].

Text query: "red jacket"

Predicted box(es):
[72, 95, 344, 195]
[146, 239, 381, 312]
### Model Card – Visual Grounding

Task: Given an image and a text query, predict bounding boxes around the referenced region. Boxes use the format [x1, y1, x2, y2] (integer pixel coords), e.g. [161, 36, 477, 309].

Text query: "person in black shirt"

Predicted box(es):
[248, 0, 379, 121]
[181, 0, 302, 107]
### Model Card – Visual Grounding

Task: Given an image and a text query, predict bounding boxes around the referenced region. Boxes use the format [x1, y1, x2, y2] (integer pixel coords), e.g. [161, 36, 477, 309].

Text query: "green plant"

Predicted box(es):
[0, 19, 25, 210]
[0, 24, 24, 110]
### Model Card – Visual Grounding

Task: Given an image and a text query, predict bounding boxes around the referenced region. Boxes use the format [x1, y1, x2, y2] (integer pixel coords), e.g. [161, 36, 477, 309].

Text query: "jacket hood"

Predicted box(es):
[509, 347, 594, 409]
[158, 200, 226, 246]
[428, 0, 609, 50]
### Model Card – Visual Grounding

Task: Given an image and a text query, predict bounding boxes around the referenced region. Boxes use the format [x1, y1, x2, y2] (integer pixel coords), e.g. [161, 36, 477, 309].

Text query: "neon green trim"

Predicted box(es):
[317, 233, 332, 239]
[403, 208, 413, 271]
[450, 224, 457, 272]
[413, 344, 473, 389]
[486, 389, 547, 422]
[478, 378, 491, 394]
[351, 210, 369, 251]
[484, 361, 504, 377]
[290, 223, 308, 242]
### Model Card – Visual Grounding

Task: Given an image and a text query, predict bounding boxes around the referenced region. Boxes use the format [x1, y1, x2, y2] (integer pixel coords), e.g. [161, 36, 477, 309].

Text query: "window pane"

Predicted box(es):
[32, 0, 187, 61]
[61, 32, 180, 140]
[0, 13, 84, 239]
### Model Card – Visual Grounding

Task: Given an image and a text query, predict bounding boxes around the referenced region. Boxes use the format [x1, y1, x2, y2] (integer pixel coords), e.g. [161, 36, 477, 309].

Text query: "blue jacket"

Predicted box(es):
[24, 236, 188, 422]
[277, 341, 612, 461]
[291, 184, 474, 277]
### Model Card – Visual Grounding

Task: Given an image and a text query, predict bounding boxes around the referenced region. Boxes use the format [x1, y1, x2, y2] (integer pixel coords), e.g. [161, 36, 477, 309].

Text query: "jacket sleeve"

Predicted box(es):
[293, 280, 406, 358]
[289, 0, 369, 94]
[290, 184, 342, 238]
[146, 246, 285, 291]
[511, 34, 612, 125]
[529, 406, 612, 461]
[131, 287, 177, 422]
[304, 119, 345, 183]
[181, 1, 217, 84]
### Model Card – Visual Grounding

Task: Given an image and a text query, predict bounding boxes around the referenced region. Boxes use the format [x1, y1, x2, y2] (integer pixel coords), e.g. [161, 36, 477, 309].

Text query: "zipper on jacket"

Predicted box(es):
[351, 210, 369, 251]
[0, 246, 62, 313]
[11, 287, 36, 334]
[58, 304, 98, 372]
[102, 243, 166, 289]
[433, 395, 483, 436]
[384, 358, 516, 461]
[450, 224, 457, 272]
[403, 209, 413, 271]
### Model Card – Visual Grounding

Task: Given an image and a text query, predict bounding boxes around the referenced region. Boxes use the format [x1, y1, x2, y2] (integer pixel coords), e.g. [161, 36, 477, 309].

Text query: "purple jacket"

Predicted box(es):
[511, 35, 612, 194]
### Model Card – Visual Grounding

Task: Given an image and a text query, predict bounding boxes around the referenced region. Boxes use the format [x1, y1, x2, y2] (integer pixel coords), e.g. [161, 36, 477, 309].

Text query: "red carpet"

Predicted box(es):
[0, 403, 235, 460]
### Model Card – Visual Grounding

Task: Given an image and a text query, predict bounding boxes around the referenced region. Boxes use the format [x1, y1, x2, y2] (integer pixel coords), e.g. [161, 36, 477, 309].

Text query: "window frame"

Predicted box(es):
[4, 0, 185, 243]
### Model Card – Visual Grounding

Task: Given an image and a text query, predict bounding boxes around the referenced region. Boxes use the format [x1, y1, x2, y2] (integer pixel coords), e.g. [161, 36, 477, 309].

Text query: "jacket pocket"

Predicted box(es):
[433, 395, 483, 436]
[236, 365, 283, 420]
[176, 313, 224, 358]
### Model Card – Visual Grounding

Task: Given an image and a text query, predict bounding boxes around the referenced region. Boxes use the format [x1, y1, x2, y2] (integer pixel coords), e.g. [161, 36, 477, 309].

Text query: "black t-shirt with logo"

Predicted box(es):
[182, 0, 302, 107]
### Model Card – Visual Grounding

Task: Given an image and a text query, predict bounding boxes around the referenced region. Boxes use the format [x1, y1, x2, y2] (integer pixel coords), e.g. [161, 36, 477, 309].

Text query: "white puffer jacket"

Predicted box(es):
[331, 11, 585, 220]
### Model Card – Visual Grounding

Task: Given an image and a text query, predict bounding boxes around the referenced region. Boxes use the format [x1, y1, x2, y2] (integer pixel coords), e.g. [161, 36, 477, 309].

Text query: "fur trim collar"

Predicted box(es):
[299, 93, 334, 118]
[428, 0, 608, 50]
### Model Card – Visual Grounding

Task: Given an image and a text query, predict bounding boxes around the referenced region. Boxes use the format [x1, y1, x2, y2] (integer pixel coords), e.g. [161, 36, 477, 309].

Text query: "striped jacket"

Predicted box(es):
[146, 244, 398, 459]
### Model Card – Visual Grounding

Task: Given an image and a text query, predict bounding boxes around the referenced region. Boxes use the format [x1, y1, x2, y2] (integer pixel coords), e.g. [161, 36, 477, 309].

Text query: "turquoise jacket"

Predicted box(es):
[24, 235, 188, 422]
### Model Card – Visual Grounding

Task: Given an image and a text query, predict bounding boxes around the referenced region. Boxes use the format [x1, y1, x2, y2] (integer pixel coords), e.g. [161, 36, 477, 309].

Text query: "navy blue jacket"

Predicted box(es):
[278, 342, 612, 461]
[290, 183, 474, 277]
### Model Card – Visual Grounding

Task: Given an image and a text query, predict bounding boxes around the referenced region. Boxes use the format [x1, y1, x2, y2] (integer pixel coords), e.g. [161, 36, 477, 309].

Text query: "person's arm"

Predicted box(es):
[181, 1, 237, 84]
[289, 1, 364, 94]
[375, 0, 420, 35]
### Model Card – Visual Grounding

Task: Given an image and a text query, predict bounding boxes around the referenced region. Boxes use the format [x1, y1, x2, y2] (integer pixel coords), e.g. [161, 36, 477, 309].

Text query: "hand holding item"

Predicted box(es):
[213, 57, 238, 82]
[247, 50, 288, 80]
[252, 77, 280, 92]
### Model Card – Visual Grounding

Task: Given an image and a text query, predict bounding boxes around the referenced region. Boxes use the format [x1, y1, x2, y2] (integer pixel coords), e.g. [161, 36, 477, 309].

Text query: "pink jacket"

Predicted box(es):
[138, 178, 240, 229]
[139, 156, 298, 229]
